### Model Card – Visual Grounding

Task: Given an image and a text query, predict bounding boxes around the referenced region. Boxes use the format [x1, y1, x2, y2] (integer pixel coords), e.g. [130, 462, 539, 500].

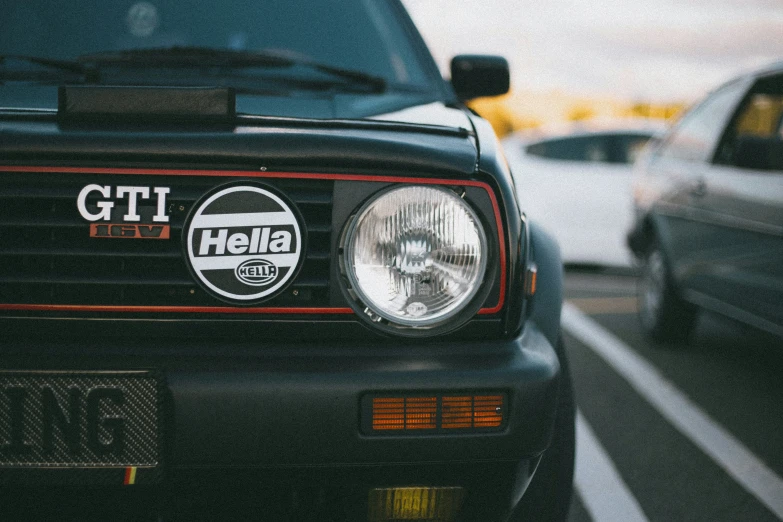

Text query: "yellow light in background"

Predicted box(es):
[368, 487, 465, 522]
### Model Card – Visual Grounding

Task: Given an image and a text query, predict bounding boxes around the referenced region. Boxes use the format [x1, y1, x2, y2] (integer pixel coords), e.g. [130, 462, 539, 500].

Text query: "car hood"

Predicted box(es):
[0, 84, 471, 126]
[0, 93, 479, 175]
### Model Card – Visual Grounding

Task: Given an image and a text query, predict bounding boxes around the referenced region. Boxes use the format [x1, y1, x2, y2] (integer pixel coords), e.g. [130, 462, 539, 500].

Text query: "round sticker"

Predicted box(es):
[184, 183, 306, 304]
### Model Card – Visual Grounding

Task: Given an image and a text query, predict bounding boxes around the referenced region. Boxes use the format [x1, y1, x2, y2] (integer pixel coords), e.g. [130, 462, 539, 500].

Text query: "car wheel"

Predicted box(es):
[638, 242, 697, 343]
[508, 336, 575, 522]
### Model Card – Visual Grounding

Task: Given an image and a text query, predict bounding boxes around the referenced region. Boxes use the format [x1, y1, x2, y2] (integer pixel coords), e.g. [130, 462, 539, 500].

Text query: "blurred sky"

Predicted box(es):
[402, 0, 783, 102]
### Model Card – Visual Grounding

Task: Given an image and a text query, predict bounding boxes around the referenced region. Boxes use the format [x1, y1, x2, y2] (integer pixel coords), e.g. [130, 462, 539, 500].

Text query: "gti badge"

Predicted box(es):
[184, 183, 306, 304]
[77, 184, 171, 239]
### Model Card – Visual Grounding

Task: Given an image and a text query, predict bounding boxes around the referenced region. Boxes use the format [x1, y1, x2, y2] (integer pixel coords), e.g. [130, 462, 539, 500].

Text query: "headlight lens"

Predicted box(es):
[343, 185, 488, 329]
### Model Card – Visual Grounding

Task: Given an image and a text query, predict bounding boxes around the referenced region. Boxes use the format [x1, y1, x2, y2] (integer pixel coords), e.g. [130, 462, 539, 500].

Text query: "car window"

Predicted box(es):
[657, 79, 748, 163]
[714, 73, 783, 171]
[610, 133, 656, 164]
[0, 0, 432, 88]
[735, 95, 783, 139]
[525, 135, 610, 162]
[526, 132, 653, 164]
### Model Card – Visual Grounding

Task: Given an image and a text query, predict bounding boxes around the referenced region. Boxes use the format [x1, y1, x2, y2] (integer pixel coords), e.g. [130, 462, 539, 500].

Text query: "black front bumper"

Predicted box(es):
[0, 321, 560, 520]
[170, 325, 558, 467]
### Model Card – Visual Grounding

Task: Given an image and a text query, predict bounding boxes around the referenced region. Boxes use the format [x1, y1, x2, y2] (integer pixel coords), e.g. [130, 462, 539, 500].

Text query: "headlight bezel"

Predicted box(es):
[338, 183, 499, 337]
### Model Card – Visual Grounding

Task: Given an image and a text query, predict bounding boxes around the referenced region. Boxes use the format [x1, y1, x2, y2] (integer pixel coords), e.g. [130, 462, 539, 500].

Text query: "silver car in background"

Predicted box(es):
[628, 62, 783, 342]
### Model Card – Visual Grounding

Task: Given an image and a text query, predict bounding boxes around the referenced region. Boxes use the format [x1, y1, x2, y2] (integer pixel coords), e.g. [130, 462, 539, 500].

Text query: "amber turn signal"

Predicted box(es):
[365, 393, 505, 434]
[525, 264, 537, 296]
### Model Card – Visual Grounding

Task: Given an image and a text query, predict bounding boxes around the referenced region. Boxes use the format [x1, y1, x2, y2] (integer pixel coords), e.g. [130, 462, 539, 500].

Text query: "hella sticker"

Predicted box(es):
[77, 184, 171, 239]
[184, 183, 306, 303]
[235, 259, 278, 286]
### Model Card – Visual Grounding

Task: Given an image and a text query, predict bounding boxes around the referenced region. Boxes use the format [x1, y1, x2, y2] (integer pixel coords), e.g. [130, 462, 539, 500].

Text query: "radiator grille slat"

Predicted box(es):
[0, 170, 334, 311]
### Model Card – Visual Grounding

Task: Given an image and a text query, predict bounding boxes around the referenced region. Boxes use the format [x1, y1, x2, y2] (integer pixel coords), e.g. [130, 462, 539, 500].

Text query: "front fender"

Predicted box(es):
[526, 220, 563, 347]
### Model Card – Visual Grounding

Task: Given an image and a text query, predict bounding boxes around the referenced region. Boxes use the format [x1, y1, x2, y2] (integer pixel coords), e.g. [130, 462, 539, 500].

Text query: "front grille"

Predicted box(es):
[0, 169, 334, 310]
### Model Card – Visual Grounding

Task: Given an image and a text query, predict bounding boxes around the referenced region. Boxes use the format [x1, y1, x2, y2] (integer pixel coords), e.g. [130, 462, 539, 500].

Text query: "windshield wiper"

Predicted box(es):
[0, 54, 86, 74]
[78, 47, 386, 93]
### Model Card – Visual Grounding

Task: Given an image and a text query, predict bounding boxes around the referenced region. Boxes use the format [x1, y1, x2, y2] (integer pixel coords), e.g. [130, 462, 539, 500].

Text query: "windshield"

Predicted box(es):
[0, 0, 433, 90]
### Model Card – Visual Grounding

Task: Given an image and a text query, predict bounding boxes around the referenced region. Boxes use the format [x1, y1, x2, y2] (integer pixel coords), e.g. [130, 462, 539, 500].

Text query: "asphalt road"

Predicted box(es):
[562, 268, 783, 522]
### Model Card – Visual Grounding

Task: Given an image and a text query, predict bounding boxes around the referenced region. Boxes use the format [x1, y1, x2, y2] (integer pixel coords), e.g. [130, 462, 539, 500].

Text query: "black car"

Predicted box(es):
[629, 62, 783, 342]
[0, 1, 574, 521]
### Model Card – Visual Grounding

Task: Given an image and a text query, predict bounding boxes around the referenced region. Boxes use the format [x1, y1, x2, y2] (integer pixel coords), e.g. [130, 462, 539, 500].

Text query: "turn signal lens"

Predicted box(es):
[366, 394, 505, 434]
[525, 264, 537, 296]
[470, 395, 504, 428]
[368, 487, 465, 522]
[372, 397, 437, 431]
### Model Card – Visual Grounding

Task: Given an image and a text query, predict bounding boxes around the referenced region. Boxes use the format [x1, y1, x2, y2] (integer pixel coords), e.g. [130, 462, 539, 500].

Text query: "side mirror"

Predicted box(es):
[734, 136, 783, 171]
[450, 55, 510, 102]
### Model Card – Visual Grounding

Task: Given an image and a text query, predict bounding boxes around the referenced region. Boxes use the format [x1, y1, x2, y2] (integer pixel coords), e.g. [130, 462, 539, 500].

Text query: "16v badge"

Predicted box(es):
[77, 184, 171, 239]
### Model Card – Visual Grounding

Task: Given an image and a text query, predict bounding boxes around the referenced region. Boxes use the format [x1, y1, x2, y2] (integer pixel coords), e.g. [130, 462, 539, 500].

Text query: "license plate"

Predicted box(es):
[0, 371, 162, 473]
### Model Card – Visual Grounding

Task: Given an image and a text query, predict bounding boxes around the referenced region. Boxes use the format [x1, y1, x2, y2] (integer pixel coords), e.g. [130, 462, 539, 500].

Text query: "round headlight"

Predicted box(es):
[343, 185, 488, 330]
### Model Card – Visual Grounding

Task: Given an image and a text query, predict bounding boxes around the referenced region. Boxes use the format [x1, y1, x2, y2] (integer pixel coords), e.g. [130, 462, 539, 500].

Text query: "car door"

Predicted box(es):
[644, 79, 751, 294]
[694, 72, 783, 332]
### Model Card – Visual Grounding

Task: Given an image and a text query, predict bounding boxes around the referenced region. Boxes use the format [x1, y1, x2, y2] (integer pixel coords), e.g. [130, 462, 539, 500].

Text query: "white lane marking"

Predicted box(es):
[562, 302, 783, 521]
[576, 410, 649, 522]
[567, 296, 638, 315]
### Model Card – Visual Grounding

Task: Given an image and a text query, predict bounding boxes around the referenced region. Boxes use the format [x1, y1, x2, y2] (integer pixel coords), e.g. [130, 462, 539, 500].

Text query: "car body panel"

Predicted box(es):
[0, 1, 570, 518]
[0, 113, 478, 175]
[0, 320, 559, 467]
[630, 65, 783, 337]
[0, 84, 475, 127]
